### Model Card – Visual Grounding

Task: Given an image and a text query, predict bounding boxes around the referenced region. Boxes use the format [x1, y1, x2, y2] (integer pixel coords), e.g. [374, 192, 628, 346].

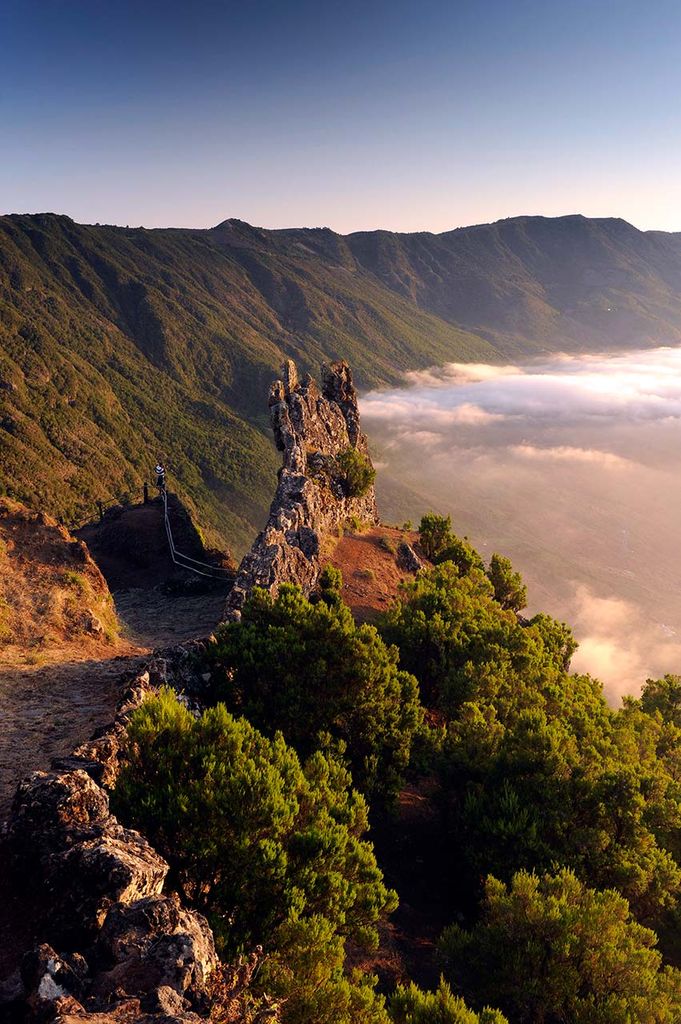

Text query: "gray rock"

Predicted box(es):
[225, 360, 378, 620]
[396, 542, 423, 573]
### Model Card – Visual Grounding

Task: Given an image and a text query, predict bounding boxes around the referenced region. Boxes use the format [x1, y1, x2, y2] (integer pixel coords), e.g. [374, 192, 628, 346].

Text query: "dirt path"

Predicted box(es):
[0, 585, 230, 822]
[0, 653, 145, 821]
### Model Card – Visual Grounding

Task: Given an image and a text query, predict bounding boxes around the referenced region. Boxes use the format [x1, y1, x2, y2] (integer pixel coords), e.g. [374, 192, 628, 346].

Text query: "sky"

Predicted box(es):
[2, 0, 681, 232]
[361, 348, 681, 700]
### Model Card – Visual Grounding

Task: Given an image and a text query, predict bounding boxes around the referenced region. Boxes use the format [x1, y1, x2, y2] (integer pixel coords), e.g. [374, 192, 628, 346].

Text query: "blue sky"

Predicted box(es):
[2, 0, 681, 231]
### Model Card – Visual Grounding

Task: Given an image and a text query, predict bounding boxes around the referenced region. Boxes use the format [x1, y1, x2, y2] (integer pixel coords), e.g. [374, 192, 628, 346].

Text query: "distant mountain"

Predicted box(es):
[273, 214, 681, 355]
[2, 211, 681, 552]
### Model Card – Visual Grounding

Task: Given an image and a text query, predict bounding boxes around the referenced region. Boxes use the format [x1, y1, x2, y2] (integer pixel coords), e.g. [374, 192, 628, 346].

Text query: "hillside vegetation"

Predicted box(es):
[3, 212, 681, 551]
[112, 516, 681, 1024]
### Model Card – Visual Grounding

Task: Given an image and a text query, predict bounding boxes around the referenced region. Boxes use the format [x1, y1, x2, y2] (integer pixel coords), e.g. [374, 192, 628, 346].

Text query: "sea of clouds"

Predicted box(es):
[361, 348, 681, 702]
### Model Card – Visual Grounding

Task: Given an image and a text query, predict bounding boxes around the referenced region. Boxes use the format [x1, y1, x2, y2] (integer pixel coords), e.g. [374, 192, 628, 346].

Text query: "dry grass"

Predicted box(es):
[0, 497, 120, 662]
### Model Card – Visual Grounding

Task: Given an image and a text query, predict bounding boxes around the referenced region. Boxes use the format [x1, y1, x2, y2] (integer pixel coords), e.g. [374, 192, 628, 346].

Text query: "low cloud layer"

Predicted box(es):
[361, 347, 681, 701]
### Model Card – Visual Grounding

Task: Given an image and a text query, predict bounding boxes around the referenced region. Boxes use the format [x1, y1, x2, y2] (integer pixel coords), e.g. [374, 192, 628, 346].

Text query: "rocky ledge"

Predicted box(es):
[225, 359, 378, 619]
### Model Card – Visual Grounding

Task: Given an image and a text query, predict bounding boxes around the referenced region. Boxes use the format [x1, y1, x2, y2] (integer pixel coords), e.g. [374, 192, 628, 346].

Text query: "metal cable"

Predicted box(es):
[161, 489, 234, 580]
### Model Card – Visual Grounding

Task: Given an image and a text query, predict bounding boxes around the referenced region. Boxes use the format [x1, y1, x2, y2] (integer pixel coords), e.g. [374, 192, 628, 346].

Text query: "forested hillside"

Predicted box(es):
[3, 211, 681, 551]
[110, 518, 681, 1024]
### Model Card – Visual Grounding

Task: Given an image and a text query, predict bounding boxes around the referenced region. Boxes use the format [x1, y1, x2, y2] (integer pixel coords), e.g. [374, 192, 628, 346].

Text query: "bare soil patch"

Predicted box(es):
[324, 525, 423, 622]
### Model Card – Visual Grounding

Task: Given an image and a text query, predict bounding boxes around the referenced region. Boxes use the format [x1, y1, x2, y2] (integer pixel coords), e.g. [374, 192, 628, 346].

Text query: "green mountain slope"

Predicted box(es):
[0, 214, 493, 553]
[2, 211, 681, 553]
[275, 215, 681, 355]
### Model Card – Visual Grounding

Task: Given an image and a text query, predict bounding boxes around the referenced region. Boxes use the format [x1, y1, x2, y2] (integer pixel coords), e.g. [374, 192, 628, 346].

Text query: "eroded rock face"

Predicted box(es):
[225, 359, 378, 619]
[7, 768, 168, 946]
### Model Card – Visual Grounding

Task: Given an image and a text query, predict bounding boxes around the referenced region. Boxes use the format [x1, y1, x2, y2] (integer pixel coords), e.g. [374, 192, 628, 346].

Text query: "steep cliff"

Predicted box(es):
[225, 359, 378, 619]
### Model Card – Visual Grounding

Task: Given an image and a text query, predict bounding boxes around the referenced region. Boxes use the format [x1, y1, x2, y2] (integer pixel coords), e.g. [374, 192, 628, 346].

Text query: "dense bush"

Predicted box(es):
[379, 561, 561, 711]
[380, 563, 681, 922]
[486, 553, 527, 612]
[418, 514, 527, 613]
[113, 688, 396, 1024]
[335, 447, 376, 498]
[206, 574, 423, 799]
[418, 513, 484, 576]
[437, 535, 485, 576]
[419, 512, 453, 561]
[441, 869, 681, 1024]
[389, 981, 507, 1024]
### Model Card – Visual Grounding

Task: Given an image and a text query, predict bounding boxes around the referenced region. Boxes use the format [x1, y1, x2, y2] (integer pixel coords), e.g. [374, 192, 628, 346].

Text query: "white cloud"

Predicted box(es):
[404, 362, 522, 387]
[363, 345, 681, 699]
[510, 444, 633, 469]
[570, 586, 681, 702]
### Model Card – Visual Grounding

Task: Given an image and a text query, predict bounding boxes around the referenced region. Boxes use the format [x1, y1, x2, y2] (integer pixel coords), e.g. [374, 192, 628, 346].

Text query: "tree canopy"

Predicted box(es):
[441, 869, 681, 1024]
[206, 574, 422, 799]
[113, 688, 397, 1024]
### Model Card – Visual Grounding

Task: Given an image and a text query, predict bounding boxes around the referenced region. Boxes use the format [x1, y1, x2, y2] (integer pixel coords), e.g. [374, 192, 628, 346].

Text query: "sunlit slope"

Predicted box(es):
[0, 214, 494, 552]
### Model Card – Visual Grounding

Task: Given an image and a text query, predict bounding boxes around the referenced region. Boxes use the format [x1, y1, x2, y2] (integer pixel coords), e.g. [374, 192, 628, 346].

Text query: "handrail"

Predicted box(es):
[161, 488, 234, 580]
[65, 484, 233, 583]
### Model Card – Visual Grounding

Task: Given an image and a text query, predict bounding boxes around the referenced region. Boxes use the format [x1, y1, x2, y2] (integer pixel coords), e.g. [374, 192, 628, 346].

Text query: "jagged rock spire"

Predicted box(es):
[225, 359, 378, 619]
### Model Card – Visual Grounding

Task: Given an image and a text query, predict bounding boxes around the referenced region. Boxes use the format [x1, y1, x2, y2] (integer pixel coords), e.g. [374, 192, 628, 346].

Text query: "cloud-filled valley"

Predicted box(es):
[361, 347, 681, 701]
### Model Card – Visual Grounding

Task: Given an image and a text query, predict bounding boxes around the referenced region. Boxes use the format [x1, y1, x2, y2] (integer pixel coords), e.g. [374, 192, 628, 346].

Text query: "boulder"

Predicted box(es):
[47, 827, 168, 936]
[396, 542, 423, 573]
[92, 894, 217, 1009]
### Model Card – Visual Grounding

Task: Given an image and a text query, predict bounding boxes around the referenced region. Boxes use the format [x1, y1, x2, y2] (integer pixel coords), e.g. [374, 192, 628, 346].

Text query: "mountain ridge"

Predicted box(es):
[3, 210, 681, 553]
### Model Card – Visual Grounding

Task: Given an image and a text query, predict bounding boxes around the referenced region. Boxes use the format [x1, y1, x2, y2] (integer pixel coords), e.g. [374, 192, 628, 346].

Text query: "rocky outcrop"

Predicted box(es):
[225, 359, 378, 619]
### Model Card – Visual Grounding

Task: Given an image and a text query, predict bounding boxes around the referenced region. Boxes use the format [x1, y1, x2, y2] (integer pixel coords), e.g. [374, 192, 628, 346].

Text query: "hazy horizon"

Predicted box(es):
[3, 208, 676, 237]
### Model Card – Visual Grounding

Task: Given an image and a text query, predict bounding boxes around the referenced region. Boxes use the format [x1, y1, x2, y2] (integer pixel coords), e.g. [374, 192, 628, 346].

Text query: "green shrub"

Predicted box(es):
[207, 582, 423, 799]
[335, 447, 376, 498]
[418, 514, 485, 578]
[437, 536, 485, 576]
[389, 980, 507, 1024]
[440, 869, 681, 1024]
[378, 561, 522, 710]
[486, 554, 527, 612]
[379, 536, 397, 555]
[419, 513, 452, 560]
[113, 689, 396, 1024]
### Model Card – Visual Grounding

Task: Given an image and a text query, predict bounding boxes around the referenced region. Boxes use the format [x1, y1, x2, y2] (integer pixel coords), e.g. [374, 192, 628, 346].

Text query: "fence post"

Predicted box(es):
[143, 482, 149, 504]
[97, 500, 104, 521]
